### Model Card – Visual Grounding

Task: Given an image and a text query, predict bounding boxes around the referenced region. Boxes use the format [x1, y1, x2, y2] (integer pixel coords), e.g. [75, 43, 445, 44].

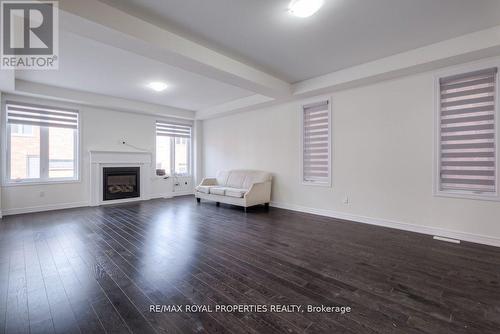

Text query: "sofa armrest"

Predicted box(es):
[199, 178, 217, 186]
[244, 181, 271, 203]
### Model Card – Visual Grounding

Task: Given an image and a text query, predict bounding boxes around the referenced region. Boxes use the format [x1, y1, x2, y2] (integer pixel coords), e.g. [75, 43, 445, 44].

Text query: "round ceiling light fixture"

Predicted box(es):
[147, 81, 168, 92]
[289, 0, 324, 18]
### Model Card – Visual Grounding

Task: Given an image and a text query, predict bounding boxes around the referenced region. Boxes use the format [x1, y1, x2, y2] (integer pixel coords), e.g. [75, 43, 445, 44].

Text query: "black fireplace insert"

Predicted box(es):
[103, 167, 140, 201]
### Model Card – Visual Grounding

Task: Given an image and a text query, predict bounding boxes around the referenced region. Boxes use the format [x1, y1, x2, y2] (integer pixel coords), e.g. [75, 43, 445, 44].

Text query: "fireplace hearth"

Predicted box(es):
[103, 167, 140, 201]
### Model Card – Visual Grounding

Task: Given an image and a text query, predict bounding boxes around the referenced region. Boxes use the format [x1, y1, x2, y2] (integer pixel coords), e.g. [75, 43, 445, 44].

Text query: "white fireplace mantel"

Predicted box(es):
[89, 150, 152, 164]
[89, 150, 152, 206]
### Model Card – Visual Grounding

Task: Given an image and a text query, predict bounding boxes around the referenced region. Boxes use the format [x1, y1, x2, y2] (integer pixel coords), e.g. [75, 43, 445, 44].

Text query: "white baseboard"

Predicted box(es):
[150, 193, 173, 200]
[1, 193, 194, 217]
[150, 190, 193, 199]
[172, 190, 194, 197]
[270, 201, 500, 248]
[2, 201, 90, 216]
[433, 236, 460, 244]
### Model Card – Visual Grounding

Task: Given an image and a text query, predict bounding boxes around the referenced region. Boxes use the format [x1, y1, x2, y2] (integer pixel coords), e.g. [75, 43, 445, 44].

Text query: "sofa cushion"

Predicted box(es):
[216, 171, 230, 186]
[209, 187, 226, 196]
[226, 171, 247, 188]
[202, 170, 272, 192]
[196, 186, 211, 194]
[242, 170, 272, 189]
[225, 188, 247, 198]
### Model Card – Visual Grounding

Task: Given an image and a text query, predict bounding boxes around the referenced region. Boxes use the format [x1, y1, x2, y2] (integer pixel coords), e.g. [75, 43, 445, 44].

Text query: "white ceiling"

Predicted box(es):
[101, 0, 500, 83]
[16, 32, 253, 111]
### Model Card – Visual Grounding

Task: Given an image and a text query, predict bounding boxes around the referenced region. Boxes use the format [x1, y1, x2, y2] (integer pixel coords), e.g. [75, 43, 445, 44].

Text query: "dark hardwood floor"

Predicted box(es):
[1, 196, 499, 334]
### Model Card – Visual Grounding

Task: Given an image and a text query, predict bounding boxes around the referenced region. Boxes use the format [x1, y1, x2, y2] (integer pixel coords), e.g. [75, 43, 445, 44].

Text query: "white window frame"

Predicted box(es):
[433, 60, 500, 202]
[154, 122, 192, 177]
[300, 97, 332, 187]
[2, 98, 81, 187]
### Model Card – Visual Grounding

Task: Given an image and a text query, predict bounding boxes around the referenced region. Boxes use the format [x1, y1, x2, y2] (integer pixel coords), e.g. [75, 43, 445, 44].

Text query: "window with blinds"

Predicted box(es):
[5, 102, 79, 183]
[155, 121, 192, 176]
[302, 100, 331, 185]
[438, 67, 497, 196]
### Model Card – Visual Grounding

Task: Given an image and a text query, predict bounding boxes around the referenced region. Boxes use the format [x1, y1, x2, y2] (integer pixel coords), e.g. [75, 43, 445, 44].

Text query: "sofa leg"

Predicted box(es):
[264, 203, 269, 210]
[216, 202, 220, 207]
[196, 198, 201, 203]
[244, 207, 247, 213]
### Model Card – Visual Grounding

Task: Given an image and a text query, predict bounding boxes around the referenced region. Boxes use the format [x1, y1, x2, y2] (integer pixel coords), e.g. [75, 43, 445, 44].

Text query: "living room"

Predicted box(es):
[1, 1, 500, 333]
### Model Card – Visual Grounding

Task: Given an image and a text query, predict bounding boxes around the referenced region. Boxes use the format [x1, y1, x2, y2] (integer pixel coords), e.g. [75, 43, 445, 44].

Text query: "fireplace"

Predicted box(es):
[103, 167, 140, 201]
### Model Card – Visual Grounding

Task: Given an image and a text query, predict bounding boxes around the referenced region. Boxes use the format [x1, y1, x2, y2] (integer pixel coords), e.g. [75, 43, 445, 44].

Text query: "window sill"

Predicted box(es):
[2, 179, 81, 187]
[434, 190, 500, 202]
[153, 175, 171, 180]
[302, 181, 331, 188]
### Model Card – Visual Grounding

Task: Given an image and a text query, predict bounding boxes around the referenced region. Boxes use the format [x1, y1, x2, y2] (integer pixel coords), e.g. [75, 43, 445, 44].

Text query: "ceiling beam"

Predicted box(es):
[196, 95, 274, 120]
[57, 0, 290, 99]
[293, 25, 500, 97]
[197, 25, 500, 119]
[13, 80, 195, 120]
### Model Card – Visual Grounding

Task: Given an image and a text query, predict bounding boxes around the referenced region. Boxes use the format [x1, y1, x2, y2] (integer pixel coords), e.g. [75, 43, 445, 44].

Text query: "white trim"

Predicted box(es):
[97, 196, 146, 207]
[270, 201, 500, 248]
[89, 151, 152, 206]
[2, 201, 90, 216]
[300, 96, 332, 187]
[1, 179, 82, 187]
[0, 192, 195, 216]
[433, 236, 460, 244]
[149, 193, 174, 200]
[172, 190, 194, 197]
[433, 59, 500, 202]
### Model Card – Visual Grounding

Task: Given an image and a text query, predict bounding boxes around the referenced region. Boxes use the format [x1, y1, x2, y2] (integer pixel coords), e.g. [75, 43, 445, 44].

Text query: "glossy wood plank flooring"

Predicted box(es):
[1, 196, 499, 334]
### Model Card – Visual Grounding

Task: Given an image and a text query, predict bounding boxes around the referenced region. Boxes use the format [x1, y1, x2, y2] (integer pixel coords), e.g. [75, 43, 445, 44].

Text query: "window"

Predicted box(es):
[301, 100, 331, 186]
[5, 102, 79, 183]
[11, 124, 34, 136]
[437, 67, 498, 199]
[155, 121, 192, 176]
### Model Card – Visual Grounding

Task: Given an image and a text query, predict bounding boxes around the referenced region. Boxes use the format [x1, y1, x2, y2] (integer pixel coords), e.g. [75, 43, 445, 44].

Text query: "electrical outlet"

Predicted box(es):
[40, 191, 45, 198]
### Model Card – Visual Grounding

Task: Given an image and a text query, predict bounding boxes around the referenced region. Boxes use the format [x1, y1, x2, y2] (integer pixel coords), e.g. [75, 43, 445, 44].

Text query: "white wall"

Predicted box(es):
[1, 94, 194, 215]
[0, 92, 2, 218]
[202, 62, 500, 246]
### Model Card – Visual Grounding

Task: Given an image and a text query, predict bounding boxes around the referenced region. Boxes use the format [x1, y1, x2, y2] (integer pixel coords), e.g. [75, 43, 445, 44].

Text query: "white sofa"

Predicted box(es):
[195, 170, 272, 211]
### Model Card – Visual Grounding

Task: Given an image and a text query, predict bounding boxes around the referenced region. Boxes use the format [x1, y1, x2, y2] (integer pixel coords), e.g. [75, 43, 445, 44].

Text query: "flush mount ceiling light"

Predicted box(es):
[147, 81, 168, 92]
[289, 0, 324, 18]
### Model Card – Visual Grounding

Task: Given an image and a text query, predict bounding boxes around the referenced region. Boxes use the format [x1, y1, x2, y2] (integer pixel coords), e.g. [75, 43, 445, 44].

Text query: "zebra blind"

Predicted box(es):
[156, 121, 192, 138]
[6, 102, 78, 129]
[302, 100, 330, 184]
[439, 67, 497, 194]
